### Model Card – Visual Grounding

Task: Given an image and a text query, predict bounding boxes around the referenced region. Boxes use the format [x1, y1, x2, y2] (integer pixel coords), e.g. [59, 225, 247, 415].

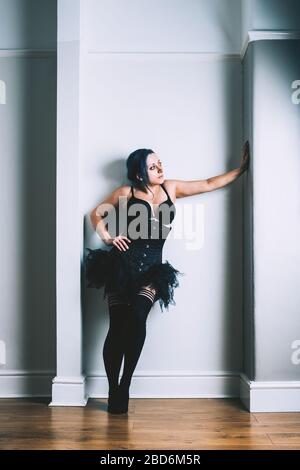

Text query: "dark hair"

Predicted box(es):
[126, 148, 155, 194]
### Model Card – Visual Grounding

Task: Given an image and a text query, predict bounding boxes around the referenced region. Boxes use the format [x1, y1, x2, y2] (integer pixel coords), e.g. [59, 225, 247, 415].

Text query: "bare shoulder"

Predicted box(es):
[163, 179, 177, 203]
[117, 184, 132, 197]
[111, 184, 132, 204]
[91, 184, 131, 216]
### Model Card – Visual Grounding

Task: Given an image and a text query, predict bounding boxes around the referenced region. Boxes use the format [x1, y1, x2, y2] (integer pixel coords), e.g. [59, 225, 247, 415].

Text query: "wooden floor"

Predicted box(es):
[1, 397, 300, 450]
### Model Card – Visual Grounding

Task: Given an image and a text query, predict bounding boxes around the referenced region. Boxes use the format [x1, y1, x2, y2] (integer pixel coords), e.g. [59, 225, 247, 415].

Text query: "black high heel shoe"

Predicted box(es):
[116, 384, 130, 413]
[107, 389, 120, 414]
[107, 387, 129, 414]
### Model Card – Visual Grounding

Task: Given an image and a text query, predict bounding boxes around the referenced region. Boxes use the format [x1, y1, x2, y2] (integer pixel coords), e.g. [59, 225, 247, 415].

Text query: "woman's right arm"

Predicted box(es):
[89, 185, 132, 252]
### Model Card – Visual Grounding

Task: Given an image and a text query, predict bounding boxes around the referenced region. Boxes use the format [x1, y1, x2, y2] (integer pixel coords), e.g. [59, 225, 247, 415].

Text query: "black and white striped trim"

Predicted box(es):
[137, 287, 156, 303]
[107, 292, 130, 307]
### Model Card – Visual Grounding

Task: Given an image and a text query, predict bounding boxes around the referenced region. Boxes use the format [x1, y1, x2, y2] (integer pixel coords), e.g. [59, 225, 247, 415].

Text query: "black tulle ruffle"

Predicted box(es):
[84, 247, 184, 312]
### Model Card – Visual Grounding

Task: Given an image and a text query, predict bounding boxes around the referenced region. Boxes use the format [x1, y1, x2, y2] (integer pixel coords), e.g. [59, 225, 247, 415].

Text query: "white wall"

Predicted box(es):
[241, 0, 252, 46]
[84, 0, 241, 54]
[0, 0, 56, 396]
[252, 40, 300, 381]
[1, 0, 298, 405]
[81, 0, 244, 397]
[0, 0, 57, 49]
[250, 0, 300, 30]
[242, 40, 254, 381]
[241, 0, 300, 47]
[241, 0, 300, 410]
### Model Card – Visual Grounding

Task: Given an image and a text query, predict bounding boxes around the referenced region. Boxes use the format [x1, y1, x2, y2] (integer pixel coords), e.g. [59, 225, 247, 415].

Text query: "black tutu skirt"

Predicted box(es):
[84, 246, 184, 312]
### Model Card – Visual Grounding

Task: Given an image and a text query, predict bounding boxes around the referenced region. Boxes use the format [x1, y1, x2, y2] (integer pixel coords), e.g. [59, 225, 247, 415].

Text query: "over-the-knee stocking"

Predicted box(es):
[119, 288, 155, 391]
[103, 293, 130, 393]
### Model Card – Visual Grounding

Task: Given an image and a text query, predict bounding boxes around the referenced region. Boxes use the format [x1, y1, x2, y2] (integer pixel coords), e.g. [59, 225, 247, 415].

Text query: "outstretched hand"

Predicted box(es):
[240, 140, 250, 173]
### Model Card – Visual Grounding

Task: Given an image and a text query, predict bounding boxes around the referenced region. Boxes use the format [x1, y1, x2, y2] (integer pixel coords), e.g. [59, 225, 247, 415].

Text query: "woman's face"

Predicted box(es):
[146, 153, 165, 185]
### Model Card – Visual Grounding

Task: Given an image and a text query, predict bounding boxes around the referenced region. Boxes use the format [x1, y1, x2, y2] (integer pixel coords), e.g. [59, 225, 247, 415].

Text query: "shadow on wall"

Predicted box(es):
[0, 57, 57, 382]
[0, 0, 57, 394]
[82, 157, 130, 375]
[251, 0, 300, 31]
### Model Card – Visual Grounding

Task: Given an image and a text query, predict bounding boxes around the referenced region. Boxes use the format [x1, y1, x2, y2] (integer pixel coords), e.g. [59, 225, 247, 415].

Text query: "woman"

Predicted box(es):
[84, 143, 250, 414]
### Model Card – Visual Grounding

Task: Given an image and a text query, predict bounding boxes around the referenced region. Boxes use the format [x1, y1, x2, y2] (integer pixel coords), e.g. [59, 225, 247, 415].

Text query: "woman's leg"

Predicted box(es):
[118, 286, 156, 406]
[103, 291, 130, 397]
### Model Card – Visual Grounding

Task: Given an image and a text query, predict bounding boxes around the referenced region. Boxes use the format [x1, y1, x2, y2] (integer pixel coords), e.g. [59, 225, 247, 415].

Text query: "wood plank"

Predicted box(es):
[254, 413, 300, 424]
[0, 398, 299, 450]
[268, 433, 300, 444]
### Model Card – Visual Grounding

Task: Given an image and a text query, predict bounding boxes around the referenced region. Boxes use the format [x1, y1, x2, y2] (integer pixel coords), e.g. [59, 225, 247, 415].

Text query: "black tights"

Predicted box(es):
[103, 287, 156, 394]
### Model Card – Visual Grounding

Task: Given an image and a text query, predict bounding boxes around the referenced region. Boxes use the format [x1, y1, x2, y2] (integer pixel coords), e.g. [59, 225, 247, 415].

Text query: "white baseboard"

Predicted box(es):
[87, 370, 241, 398]
[240, 373, 300, 412]
[0, 369, 54, 398]
[0, 370, 88, 406]
[1, 370, 300, 412]
[49, 375, 88, 407]
[0, 369, 240, 400]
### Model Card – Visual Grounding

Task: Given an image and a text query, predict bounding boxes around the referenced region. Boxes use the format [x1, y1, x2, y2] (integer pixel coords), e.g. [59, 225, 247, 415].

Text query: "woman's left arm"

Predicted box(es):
[169, 141, 250, 198]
